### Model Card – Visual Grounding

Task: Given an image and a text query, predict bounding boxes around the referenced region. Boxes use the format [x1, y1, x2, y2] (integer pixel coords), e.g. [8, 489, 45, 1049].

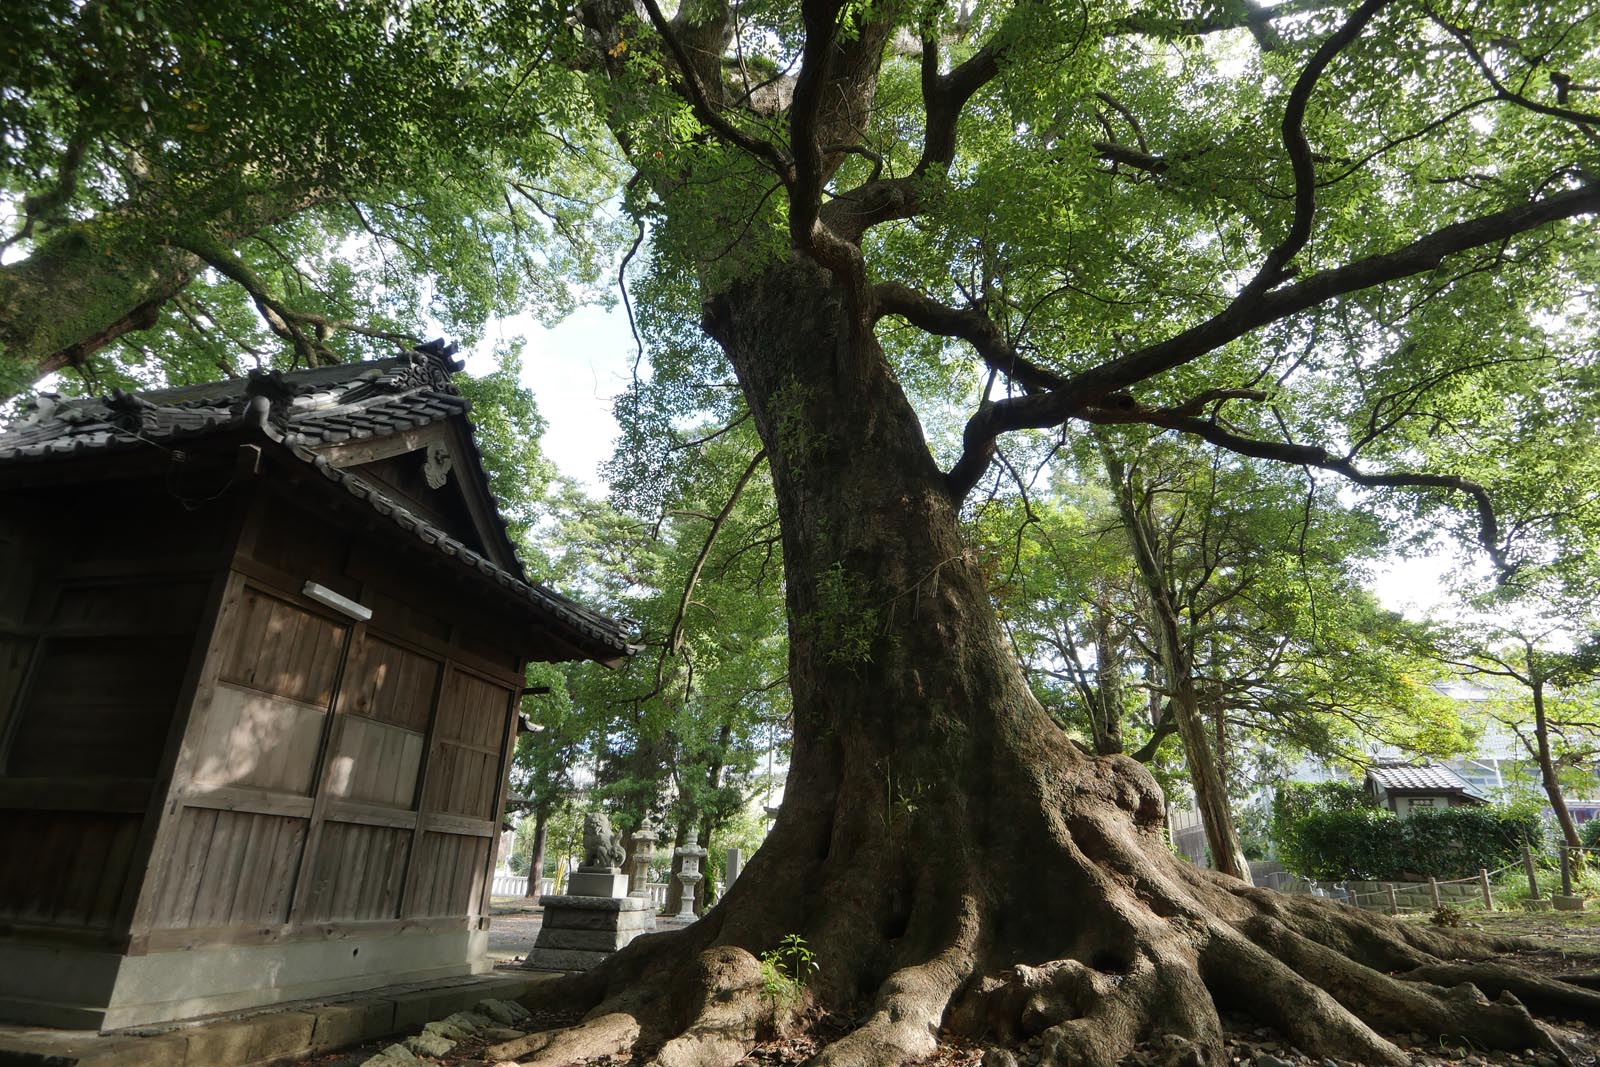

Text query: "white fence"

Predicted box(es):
[491, 873, 672, 907]
[491, 874, 553, 897]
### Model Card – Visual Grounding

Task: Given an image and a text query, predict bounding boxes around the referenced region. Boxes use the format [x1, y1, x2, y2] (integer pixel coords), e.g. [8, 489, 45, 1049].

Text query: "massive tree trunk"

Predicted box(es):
[496, 258, 1600, 1067]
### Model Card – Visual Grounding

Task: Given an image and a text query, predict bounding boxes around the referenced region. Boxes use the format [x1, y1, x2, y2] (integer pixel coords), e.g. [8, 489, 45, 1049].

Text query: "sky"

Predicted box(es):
[463, 304, 640, 492]
[465, 302, 1462, 618]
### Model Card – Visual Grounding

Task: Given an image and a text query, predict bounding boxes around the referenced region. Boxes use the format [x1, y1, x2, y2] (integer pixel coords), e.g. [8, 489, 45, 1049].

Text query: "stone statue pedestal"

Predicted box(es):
[523, 893, 656, 972]
[566, 866, 630, 898]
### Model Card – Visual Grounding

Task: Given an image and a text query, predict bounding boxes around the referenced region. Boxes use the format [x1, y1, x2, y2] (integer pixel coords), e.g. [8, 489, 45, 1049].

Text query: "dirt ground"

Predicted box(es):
[294, 906, 1600, 1067]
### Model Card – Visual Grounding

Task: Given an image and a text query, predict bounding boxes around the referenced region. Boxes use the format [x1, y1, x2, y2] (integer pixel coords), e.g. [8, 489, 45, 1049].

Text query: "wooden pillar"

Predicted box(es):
[1479, 868, 1494, 911]
[1522, 844, 1541, 900]
[1385, 883, 1398, 916]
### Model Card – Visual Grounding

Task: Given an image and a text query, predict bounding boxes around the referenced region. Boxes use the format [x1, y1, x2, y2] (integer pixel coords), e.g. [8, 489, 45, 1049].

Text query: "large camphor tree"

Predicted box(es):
[7, 0, 1600, 1063]
[500, 1, 1600, 1065]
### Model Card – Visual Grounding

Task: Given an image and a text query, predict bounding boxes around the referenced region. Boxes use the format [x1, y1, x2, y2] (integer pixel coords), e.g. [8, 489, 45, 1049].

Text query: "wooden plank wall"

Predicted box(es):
[137, 494, 523, 948]
[0, 490, 232, 938]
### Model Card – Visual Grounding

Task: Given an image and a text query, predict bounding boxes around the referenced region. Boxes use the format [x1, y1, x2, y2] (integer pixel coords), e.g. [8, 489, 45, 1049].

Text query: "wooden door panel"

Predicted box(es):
[189, 683, 328, 795]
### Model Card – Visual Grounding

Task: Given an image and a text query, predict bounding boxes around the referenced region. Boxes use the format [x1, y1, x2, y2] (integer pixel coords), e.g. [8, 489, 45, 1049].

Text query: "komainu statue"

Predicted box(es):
[581, 811, 626, 869]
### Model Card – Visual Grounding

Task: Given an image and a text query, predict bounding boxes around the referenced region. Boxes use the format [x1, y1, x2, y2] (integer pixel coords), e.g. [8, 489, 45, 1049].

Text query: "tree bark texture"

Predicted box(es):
[498, 258, 1600, 1067]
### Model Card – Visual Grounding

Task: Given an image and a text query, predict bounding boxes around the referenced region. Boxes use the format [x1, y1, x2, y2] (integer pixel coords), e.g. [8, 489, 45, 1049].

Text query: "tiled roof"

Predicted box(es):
[0, 342, 635, 662]
[1366, 761, 1475, 793]
[0, 343, 474, 460]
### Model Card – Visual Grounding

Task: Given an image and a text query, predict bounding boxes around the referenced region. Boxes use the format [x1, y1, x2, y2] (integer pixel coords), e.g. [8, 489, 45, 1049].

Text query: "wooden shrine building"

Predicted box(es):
[0, 342, 633, 1030]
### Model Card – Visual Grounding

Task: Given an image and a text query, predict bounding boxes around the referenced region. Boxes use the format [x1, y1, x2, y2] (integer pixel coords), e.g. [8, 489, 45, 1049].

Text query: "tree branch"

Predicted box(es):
[1069, 181, 1600, 406]
[1257, 0, 1395, 288]
[636, 0, 795, 184]
[174, 235, 416, 366]
[1092, 401, 1517, 581]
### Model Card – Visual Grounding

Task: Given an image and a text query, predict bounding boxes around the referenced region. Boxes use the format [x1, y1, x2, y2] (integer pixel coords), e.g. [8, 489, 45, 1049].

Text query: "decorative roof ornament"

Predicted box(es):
[389, 338, 464, 395]
[422, 441, 453, 489]
[18, 393, 59, 425]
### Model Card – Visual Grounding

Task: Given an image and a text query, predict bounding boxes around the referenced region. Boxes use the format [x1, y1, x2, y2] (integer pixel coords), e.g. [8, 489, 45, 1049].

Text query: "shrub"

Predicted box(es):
[1580, 818, 1600, 849]
[759, 934, 817, 1008]
[1271, 780, 1371, 874]
[1285, 802, 1543, 881]
[1292, 806, 1404, 880]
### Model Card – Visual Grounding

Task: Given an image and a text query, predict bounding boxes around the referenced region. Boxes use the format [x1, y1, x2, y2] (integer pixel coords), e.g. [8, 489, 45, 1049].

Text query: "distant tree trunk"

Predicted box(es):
[523, 808, 549, 899]
[1105, 445, 1251, 882]
[1531, 679, 1581, 851]
[662, 820, 689, 916]
[1088, 592, 1125, 755]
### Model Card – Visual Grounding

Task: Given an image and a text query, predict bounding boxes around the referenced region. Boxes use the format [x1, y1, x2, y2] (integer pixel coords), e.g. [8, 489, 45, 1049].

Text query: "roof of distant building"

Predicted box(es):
[0, 341, 636, 664]
[1365, 760, 1483, 797]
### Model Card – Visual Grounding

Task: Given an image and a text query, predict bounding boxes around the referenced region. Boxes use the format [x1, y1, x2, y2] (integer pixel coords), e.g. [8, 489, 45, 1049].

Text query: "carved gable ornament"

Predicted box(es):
[422, 441, 453, 489]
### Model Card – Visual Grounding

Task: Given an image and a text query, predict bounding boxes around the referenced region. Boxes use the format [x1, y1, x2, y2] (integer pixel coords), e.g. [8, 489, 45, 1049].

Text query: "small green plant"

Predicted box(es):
[759, 934, 818, 1007]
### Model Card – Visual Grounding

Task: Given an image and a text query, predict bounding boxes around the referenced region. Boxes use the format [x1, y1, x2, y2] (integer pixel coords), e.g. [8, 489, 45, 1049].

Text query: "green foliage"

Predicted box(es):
[1271, 780, 1371, 872]
[805, 562, 881, 669]
[2, 0, 622, 395]
[456, 343, 558, 555]
[559, 427, 790, 847]
[1581, 819, 1600, 849]
[1289, 804, 1544, 881]
[758, 934, 817, 1008]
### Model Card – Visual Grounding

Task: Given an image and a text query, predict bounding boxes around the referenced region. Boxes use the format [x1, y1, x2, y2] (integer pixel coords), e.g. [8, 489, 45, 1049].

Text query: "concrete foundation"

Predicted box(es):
[0, 928, 490, 1032]
[0, 971, 553, 1067]
[524, 895, 655, 972]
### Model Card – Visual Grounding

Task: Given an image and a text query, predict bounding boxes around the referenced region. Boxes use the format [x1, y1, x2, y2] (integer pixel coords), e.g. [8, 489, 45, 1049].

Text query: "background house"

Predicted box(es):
[1362, 760, 1486, 817]
[0, 343, 632, 1030]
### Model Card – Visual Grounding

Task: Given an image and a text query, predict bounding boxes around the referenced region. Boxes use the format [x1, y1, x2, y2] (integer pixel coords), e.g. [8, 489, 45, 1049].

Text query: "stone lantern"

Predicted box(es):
[674, 827, 708, 921]
[630, 818, 658, 900]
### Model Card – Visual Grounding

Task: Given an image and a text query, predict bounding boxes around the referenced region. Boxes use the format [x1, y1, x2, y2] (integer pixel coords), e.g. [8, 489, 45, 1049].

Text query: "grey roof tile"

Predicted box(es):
[1367, 761, 1475, 793]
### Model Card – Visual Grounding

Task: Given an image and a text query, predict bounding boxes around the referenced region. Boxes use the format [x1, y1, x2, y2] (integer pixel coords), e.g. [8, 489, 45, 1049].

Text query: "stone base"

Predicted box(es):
[1553, 894, 1587, 911]
[566, 869, 631, 898]
[524, 895, 656, 973]
[1521, 897, 1554, 911]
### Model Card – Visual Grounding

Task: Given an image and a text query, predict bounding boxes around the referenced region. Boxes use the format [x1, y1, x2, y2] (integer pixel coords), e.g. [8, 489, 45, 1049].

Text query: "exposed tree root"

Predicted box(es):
[494, 808, 1600, 1067]
[483, 1010, 641, 1065]
[1400, 961, 1600, 1022]
[651, 947, 776, 1067]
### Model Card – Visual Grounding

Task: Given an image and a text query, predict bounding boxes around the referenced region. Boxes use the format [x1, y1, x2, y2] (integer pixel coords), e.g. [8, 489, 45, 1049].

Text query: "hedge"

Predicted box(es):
[1271, 780, 1370, 876]
[1286, 803, 1543, 881]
